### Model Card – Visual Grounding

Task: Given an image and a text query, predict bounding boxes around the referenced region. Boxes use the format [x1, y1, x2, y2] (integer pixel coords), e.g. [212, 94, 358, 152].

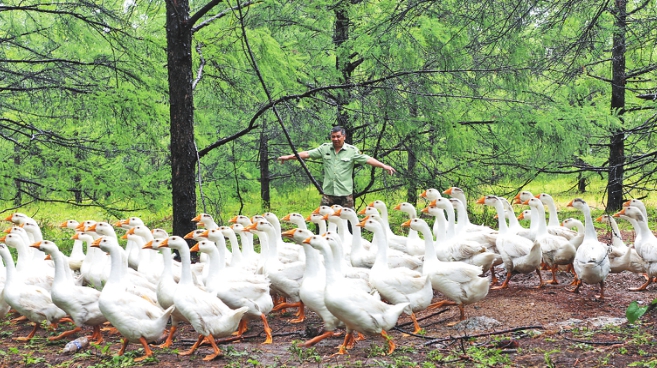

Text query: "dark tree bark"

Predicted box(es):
[259, 128, 271, 210]
[607, 0, 626, 211]
[165, 0, 197, 241]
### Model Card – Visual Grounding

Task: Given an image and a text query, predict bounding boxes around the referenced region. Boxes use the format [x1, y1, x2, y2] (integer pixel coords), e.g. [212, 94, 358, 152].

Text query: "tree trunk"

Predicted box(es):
[334, 6, 351, 140]
[166, 0, 197, 243]
[13, 145, 21, 206]
[259, 128, 270, 210]
[607, 0, 626, 211]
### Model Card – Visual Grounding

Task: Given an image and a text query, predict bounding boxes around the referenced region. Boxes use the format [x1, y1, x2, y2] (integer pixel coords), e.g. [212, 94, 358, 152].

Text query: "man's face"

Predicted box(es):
[331, 131, 346, 149]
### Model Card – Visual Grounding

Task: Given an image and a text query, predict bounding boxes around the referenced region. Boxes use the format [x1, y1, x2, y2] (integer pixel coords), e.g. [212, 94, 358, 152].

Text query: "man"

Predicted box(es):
[278, 126, 396, 208]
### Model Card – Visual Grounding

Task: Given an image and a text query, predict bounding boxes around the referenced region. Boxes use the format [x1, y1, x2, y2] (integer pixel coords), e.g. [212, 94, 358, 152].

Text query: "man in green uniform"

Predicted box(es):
[278, 126, 396, 208]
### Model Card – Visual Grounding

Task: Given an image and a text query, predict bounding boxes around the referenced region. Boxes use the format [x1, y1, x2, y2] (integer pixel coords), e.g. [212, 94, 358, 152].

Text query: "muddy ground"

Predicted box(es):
[2, 234, 657, 367]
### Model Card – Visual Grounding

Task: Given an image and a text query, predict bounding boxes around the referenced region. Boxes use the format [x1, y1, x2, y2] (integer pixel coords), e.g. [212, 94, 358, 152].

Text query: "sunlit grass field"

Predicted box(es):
[3, 174, 655, 257]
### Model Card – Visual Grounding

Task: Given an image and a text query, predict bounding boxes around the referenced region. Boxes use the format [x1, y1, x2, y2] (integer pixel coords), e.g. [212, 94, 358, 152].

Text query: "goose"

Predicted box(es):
[142, 239, 189, 348]
[524, 198, 576, 285]
[217, 225, 246, 269]
[246, 220, 305, 322]
[59, 220, 86, 271]
[623, 199, 648, 222]
[281, 213, 308, 230]
[0, 233, 53, 291]
[535, 193, 577, 240]
[448, 198, 498, 246]
[303, 234, 408, 355]
[424, 201, 496, 271]
[30, 240, 106, 344]
[420, 188, 442, 202]
[75, 231, 106, 289]
[362, 213, 423, 271]
[325, 212, 354, 256]
[403, 218, 489, 322]
[230, 224, 261, 271]
[392, 202, 425, 256]
[477, 195, 544, 289]
[601, 213, 648, 282]
[307, 212, 328, 237]
[158, 236, 249, 361]
[443, 187, 494, 234]
[92, 237, 174, 361]
[359, 217, 433, 334]
[197, 229, 273, 344]
[367, 200, 413, 250]
[192, 213, 219, 229]
[283, 228, 343, 347]
[567, 198, 611, 298]
[0, 242, 67, 341]
[614, 206, 657, 291]
[263, 212, 304, 263]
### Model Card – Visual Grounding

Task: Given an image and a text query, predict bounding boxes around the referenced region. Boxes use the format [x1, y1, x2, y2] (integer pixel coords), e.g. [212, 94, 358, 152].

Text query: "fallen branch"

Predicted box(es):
[423, 325, 545, 346]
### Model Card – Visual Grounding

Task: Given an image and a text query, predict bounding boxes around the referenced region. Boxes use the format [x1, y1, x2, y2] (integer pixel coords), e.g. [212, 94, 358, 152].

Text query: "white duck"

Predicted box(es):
[281, 213, 308, 230]
[246, 220, 305, 322]
[567, 198, 611, 298]
[422, 202, 495, 270]
[392, 202, 425, 256]
[59, 220, 86, 271]
[192, 213, 219, 229]
[142, 239, 189, 348]
[303, 234, 408, 355]
[282, 228, 344, 347]
[159, 236, 249, 361]
[477, 195, 544, 289]
[31, 240, 106, 344]
[595, 214, 646, 283]
[443, 187, 494, 234]
[404, 218, 489, 322]
[614, 206, 657, 291]
[535, 193, 577, 240]
[92, 237, 174, 361]
[0, 243, 67, 341]
[524, 198, 576, 285]
[198, 229, 274, 344]
[360, 217, 433, 334]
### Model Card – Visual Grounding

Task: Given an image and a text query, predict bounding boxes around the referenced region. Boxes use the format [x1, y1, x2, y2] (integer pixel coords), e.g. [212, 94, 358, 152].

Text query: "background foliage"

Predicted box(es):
[1, 0, 657, 224]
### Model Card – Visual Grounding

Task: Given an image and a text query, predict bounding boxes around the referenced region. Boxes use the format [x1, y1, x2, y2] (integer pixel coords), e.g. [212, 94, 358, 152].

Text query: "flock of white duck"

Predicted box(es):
[0, 187, 655, 360]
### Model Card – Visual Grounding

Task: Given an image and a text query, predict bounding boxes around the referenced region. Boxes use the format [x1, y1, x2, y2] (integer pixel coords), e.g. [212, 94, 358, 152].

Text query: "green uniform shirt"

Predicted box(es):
[307, 143, 371, 196]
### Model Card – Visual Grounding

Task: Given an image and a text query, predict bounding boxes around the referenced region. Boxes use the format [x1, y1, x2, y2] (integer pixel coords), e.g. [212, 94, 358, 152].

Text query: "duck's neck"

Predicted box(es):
[419, 225, 439, 272]
[534, 205, 548, 236]
[545, 199, 560, 227]
[581, 204, 598, 241]
[50, 249, 71, 285]
[159, 247, 174, 280]
[347, 215, 364, 252]
[177, 246, 194, 286]
[302, 243, 321, 278]
[0, 248, 16, 285]
[105, 245, 126, 288]
[226, 233, 243, 266]
[317, 243, 341, 285]
[372, 225, 389, 270]
[443, 204, 456, 239]
[453, 200, 470, 233]
[202, 246, 222, 287]
[237, 232, 255, 258]
[608, 216, 623, 241]
[493, 201, 509, 234]
[432, 210, 447, 240]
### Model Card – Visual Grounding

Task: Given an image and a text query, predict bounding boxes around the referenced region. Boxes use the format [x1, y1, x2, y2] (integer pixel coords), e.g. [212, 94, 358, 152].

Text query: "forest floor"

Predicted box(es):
[2, 234, 657, 367]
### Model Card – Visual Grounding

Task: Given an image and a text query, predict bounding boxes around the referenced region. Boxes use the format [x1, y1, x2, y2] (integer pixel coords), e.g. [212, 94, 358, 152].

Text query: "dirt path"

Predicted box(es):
[1, 268, 656, 367]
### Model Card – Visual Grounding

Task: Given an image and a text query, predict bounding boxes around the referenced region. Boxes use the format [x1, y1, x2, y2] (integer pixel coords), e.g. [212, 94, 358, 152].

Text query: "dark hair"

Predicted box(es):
[330, 126, 346, 136]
